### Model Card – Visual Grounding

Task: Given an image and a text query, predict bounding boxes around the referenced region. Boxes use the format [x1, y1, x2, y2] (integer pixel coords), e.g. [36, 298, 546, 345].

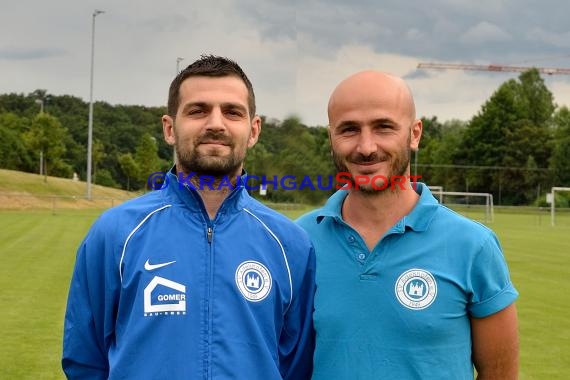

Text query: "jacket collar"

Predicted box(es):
[163, 166, 250, 218]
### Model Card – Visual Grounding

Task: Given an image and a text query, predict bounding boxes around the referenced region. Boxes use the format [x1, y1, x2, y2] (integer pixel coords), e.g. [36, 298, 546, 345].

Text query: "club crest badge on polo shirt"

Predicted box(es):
[235, 261, 272, 302]
[395, 268, 437, 310]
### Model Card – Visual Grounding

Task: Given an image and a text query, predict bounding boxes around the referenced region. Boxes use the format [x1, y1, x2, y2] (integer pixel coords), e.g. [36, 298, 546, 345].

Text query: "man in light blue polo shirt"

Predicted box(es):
[297, 70, 519, 379]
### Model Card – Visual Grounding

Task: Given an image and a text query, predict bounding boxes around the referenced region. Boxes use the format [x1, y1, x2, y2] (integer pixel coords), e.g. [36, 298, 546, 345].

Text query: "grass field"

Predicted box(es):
[0, 206, 568, 379]
[0, 168, 136, 210]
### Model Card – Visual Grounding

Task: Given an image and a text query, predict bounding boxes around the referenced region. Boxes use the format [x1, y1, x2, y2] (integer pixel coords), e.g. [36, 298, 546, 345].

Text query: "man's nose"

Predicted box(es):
[356, 129, 377, 156]
[205, 107, 226, 131]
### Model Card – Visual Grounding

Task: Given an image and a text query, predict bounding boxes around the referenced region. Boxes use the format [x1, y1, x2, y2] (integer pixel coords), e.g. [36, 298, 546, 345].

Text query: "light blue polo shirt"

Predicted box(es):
[297, 183, 518, 380]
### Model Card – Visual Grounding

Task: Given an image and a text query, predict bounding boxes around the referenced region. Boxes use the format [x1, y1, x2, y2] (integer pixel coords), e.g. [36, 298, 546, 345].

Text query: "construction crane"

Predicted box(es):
[417, 62, 570, 75]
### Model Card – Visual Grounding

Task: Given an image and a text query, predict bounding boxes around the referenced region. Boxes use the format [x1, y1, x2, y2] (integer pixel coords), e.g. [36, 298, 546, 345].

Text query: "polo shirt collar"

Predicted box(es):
[315, 183, 439, 232]
[315, 187, 348, 222]
[400, 183, 439, 232]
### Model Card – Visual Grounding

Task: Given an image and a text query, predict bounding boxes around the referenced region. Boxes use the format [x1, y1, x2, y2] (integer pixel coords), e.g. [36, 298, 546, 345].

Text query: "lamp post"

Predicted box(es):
[34, 99, 44, 175]
[176, 57, 184, 74]
[172, 57, 184, 165]
[87, 9, 104, 200]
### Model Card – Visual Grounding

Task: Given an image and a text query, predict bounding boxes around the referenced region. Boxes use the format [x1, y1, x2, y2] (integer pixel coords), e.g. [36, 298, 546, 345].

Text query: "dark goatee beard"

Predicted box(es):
[176, 150, 243, 179]
[175, 130, 245, 185]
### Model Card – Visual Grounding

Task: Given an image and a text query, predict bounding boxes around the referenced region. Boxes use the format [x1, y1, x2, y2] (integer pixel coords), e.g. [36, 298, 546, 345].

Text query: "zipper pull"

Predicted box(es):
[207, 227, 213, 243]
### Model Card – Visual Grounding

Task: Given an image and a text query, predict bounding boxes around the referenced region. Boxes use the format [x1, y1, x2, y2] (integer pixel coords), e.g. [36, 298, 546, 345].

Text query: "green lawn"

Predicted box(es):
[0, 207, 568, 379]
[0, 210, 103, 380]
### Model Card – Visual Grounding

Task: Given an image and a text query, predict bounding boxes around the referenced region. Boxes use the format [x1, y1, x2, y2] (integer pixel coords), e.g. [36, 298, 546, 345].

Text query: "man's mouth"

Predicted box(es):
[199, 139, 231, 146]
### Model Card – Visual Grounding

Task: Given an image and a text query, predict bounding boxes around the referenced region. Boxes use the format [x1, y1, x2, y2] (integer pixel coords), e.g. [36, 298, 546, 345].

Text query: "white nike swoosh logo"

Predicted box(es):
[144, 259, 176, 271]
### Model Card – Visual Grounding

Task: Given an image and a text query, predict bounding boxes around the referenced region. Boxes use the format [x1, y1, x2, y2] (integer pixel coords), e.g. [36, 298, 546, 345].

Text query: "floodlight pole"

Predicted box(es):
[34, 99, 44, 175]
[87, 9, 104, 200]
[176, 57, 184, 74]
[172, 57, 184, 165]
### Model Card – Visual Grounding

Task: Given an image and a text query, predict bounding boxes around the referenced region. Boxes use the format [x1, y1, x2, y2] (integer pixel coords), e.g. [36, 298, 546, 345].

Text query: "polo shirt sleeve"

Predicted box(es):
[467, 232, 519, 318]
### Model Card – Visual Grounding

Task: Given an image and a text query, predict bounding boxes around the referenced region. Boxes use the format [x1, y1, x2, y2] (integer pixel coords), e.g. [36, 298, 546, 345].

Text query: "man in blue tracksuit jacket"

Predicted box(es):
[62, 55, 316, 379]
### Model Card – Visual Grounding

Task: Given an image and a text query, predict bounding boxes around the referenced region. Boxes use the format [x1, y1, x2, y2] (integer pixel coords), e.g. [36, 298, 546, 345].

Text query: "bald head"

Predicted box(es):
[328, 70, 417, 127]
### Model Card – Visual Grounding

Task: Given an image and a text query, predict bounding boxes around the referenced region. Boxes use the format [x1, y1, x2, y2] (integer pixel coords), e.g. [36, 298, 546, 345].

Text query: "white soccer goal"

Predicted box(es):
[438, 191, 494, 223]
[550, 187, 570, 226]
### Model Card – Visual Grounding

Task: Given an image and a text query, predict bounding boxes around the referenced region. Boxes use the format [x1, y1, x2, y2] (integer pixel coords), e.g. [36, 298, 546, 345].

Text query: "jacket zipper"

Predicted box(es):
[205, 224, 214, 379]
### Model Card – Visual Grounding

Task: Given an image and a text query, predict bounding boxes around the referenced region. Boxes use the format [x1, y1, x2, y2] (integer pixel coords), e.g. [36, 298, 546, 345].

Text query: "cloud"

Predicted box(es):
[291, 0, 570, 63]
[296, 45, 422, 126]
[234, 0, 296, 41]
[1, 0, 569, 127]
[459, 21, 512, 44]
[546, 79, 570, 110]
[403, 69, 432, 80]
[137, 14, 192, 34]
[0, 47, 67, 60]
[526, 27, 570, 49]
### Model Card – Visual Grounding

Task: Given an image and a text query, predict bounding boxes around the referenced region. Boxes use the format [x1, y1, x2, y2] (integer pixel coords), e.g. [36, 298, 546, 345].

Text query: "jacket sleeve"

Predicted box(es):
[279, 245, 316, 380]
[62, 219, 119, 379]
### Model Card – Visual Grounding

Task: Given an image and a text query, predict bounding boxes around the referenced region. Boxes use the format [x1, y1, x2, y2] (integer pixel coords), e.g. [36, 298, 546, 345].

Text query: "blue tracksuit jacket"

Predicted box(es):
[62, 171, 316, 379]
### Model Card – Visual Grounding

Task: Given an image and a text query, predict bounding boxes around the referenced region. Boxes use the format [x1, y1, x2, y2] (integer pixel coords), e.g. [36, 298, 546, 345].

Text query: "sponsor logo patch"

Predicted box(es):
[144, 276, 186, 316]
[144, 259, 176, 271]
[395, 268, 437, 310]
[235, 261, 272, 302]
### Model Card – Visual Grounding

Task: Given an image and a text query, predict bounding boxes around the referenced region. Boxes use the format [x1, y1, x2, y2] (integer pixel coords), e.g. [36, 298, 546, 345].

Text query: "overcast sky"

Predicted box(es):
[2, 0, 570, 127]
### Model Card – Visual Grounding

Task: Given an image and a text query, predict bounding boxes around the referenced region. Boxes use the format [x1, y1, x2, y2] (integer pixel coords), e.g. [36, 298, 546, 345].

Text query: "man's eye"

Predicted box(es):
[340, 127, 358, 134]
[226, 110, 244, 117]
[375, 124, 395, 133]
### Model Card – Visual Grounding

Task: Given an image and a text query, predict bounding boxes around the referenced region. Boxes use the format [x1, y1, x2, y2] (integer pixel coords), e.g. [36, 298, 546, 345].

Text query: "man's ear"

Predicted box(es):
[162, 115, 176, 146]
[247, 115, 262, 148]
[410, 119, 422, 151]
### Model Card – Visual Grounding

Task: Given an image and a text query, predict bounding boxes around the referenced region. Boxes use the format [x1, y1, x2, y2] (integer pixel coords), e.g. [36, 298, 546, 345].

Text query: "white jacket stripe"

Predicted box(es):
[119, 205, 171, 282]
[243, 208, 293, 308]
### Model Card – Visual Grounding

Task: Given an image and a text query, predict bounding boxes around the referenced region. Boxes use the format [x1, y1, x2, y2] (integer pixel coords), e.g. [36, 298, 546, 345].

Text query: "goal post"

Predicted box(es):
[439, 191, 494, 223]
[550, 187, 570, 226]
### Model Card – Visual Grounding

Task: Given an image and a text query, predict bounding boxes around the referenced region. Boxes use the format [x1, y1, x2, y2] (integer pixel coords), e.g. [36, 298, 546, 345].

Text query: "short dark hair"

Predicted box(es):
[167, 54, 256, 118]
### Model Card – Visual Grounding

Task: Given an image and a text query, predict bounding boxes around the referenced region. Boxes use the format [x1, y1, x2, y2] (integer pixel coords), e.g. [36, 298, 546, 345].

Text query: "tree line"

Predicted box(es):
[1, 69, 569, 206]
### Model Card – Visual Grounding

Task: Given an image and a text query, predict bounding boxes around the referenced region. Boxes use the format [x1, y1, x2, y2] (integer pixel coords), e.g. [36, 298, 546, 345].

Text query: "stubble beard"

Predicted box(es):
[175, 130, 247, 185]
[332, 139, 411, 195]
